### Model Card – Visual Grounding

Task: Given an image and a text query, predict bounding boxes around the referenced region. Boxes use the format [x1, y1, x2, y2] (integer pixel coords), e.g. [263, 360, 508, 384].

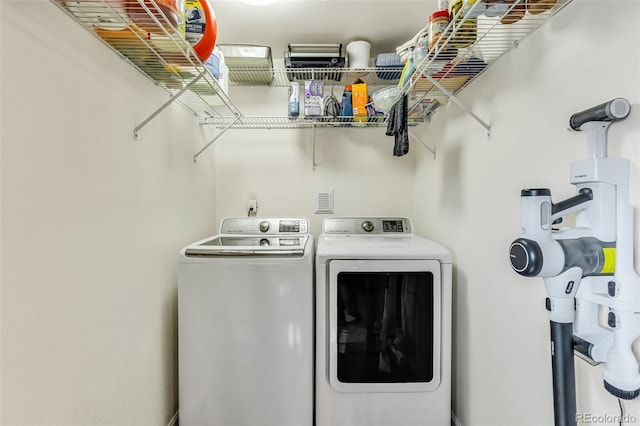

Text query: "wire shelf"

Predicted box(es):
[199, 115, 427, 129]
[51, 0, 241, 136]
[224, 67, 405, 88]
[52, 0, 571, 134]
[404, 0, 572, 122]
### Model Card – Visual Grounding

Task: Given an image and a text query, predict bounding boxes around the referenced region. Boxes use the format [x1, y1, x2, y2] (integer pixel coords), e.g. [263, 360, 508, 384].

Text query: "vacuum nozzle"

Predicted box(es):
[569, 98, 631, 131]
[604, 381, 640, 400]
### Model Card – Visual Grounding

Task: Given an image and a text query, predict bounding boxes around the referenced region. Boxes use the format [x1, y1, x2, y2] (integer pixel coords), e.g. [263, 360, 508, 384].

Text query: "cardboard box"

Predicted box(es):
[352, 82, 368, 122]
[304, 80, 324, 117]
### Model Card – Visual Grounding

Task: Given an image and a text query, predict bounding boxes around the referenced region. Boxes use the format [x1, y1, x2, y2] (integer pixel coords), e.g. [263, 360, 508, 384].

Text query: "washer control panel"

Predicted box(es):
[221, 217, 309, 235]
[323, 217, 413, 235]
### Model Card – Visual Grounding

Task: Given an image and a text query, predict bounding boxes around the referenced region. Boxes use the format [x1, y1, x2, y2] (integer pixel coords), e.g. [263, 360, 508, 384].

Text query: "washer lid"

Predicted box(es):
[184, 235, 309, 257]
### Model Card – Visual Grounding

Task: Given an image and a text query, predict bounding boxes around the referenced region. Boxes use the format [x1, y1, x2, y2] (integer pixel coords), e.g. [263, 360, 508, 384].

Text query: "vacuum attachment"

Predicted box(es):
[604, 381, 640, 400]
[569, 98, 631, 130]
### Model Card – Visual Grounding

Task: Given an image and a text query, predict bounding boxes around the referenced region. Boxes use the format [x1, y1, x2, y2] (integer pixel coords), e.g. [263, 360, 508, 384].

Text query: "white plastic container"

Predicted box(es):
[205, 47, 229, 104]
[346, 41, 371, 71]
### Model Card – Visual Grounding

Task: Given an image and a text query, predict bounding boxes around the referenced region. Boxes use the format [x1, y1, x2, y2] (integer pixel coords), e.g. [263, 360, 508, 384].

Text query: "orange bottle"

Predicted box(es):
[184, 0, 217, 61]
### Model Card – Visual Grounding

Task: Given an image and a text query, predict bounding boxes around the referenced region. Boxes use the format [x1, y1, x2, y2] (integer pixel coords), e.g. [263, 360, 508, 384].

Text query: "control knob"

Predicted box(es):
[260, 238, 270, 247]
[259, 221, 270, 233]
[361, 221, 375, 233]
[509, 238, 543, 277]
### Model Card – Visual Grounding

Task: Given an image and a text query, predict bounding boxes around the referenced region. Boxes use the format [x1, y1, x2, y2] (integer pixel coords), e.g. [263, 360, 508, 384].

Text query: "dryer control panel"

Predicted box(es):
[322, 217, 413, 235]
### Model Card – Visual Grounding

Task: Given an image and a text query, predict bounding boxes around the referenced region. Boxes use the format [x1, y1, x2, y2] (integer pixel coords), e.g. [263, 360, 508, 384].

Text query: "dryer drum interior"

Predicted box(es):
[335, 271, 435, 384]
[328, 258, 443, 394]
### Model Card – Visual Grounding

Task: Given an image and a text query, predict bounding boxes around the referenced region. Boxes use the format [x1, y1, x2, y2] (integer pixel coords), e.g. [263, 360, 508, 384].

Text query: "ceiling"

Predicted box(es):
[211, 0, 439, 60]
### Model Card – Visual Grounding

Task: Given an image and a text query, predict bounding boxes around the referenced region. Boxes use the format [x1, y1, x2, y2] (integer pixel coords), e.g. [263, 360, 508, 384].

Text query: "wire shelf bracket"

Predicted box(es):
[134, 73, 204, 140]
[422, 73, 491, 138]
[193, 115, 242, 162]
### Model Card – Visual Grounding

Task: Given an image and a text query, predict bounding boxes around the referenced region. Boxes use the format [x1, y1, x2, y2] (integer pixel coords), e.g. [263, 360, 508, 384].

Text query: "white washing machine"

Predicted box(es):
[315, 217, 452, 426]
[178, 217, 314, 426]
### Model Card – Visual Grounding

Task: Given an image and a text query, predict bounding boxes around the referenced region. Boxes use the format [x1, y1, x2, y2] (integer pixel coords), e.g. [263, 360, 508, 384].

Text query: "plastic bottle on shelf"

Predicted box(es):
[177, 0, 186, 38]
[205, 47, 228, 97]
[461, 0, 485, 18]
[428, 9, 451, 51]
[428, 8, 458, 61]
[203, 48, 229, 105]
[449, 0, 477, 48]
[185, 0, 217, 61]
[340, 85, 353, 118]
[288, 82, 300, 120]
[218, 57, 229, 95]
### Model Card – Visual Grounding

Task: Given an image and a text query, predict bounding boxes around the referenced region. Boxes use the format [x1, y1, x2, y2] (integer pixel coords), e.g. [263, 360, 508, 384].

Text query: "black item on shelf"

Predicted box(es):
[285, 43, 346, 82]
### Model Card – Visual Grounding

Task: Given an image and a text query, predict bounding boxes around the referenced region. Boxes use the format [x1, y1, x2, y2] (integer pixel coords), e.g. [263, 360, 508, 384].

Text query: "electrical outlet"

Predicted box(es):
[248, 199, 258, 212]
[247, 192, 258, 216]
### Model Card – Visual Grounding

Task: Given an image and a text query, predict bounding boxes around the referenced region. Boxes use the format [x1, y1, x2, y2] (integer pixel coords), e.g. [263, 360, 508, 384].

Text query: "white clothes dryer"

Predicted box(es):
[178, 217, 314, 426]
[315, 217, 452, 426]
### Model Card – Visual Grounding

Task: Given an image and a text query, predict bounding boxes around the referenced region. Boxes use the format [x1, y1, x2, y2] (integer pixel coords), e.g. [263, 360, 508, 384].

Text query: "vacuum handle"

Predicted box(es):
[551, 188, 593, 216]
[550, 321, 577, 426]
[569, 98, 630, 130]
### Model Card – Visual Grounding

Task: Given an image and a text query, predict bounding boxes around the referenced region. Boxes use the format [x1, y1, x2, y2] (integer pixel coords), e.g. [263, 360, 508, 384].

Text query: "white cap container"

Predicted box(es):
[346, 40, 371, 75]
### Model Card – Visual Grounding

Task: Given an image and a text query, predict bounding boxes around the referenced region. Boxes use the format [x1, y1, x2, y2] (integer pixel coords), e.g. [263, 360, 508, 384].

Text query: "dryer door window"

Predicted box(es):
[328, 259, 442, 393]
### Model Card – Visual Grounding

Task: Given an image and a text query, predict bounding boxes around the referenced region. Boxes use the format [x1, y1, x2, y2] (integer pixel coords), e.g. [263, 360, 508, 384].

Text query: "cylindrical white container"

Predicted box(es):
[346, 41, 371, 70]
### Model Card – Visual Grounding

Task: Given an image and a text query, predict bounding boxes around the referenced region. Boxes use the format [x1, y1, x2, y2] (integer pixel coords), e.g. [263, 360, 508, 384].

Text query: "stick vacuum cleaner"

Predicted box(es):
[509, 98, 639, 426]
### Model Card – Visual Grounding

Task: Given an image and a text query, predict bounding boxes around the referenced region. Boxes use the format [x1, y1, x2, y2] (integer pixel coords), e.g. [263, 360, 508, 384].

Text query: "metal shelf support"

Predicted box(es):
[134, 73, 204, 140]
[312, 121, 317, 171]
[193, 115, 242, 162]
[51, 0, 239, 145]
[422, 73, 491, 138]
[409, 131, 436, 158]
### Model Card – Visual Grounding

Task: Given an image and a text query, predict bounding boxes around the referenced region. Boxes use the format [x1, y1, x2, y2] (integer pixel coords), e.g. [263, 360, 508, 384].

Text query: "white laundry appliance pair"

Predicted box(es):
[178, 216, 452, 426]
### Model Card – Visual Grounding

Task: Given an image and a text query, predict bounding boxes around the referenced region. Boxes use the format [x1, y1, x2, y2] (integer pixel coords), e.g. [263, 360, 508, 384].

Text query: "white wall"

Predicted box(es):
[212, 86, 416, 236]
[4, 1, 640, 426]
[1, 1, 218, 424]
[412, 1, 640, 425]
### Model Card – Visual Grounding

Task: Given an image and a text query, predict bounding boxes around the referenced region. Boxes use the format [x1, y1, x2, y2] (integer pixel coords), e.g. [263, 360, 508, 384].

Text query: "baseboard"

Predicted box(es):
[168, 411, 179, 426]
[171, 410, 457, 426]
